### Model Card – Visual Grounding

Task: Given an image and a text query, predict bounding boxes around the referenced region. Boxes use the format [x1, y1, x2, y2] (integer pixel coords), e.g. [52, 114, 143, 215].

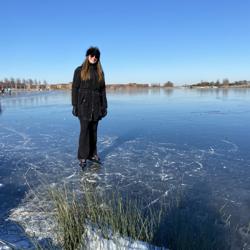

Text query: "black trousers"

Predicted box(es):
[78, 118, 99, 160]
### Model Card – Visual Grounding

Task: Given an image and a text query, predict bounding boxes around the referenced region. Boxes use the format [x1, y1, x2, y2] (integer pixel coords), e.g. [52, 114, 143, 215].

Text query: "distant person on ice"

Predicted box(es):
[71, 47, 108, 167]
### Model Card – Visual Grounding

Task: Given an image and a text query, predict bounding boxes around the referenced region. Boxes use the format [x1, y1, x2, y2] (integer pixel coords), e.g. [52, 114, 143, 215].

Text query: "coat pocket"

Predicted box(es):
[78, 93, 86, 104]
[81, 96, 86, 104]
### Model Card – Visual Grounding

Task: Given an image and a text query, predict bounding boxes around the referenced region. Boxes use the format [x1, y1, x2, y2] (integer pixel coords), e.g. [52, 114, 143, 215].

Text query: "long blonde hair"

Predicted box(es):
[80, 58, 104, 82]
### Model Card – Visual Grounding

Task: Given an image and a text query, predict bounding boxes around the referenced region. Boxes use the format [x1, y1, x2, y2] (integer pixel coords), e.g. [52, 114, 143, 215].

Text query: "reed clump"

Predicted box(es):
[49, 183, 165, 249]
[49, 187, 86, 250]
[41, 183, 232, 250]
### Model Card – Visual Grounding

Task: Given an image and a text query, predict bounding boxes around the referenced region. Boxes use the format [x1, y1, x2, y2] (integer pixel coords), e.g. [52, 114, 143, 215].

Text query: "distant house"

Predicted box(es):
[50, 83, 71, 90]
[151, 83, 161, 88]
[30, 84, 39, 90]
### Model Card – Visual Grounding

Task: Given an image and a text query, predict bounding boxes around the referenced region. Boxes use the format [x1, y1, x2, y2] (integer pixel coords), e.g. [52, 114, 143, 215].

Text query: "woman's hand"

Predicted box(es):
[72, 106, 78, 116]
[102, 109, 107, 118]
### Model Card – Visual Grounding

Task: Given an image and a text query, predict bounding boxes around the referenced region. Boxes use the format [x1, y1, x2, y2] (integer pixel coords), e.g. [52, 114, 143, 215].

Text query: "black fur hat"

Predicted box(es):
[86, 47, 101, 59]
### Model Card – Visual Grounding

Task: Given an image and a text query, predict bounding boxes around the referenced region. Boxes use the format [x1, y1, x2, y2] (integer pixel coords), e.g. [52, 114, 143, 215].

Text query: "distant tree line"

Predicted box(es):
[0, 77, 48, 89]
[189, 79, 250, 88]
[107, 82, 174, 89]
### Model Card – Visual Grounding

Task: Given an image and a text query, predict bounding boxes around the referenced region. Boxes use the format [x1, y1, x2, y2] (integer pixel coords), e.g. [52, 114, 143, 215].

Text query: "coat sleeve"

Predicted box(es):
[100, 77, 107, 110]
[71, 67, 80, 106]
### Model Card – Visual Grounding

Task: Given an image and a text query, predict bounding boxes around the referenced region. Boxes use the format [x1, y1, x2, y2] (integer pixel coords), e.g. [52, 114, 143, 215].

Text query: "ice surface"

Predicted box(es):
[1, 90, 250, 249]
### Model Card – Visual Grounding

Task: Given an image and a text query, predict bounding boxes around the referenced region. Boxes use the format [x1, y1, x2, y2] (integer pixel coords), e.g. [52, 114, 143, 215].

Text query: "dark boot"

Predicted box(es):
[79, 159, 87, 168]
[88, 155, 101, 164]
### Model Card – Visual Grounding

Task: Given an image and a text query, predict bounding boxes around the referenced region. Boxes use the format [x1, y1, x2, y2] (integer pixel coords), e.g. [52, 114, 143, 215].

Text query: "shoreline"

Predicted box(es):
[1, 85, 250, 93]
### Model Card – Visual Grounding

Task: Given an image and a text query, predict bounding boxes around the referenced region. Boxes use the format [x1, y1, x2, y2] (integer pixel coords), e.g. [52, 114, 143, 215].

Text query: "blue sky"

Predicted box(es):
[0, 0, 250, 85]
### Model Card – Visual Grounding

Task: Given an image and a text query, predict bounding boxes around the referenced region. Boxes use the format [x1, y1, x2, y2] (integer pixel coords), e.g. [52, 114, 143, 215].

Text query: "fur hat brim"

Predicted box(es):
[86, 47, 101, 59]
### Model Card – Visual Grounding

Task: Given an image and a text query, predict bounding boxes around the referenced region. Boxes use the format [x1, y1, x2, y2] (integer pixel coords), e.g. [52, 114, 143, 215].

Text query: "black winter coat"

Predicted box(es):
[71, 64, 107, 121]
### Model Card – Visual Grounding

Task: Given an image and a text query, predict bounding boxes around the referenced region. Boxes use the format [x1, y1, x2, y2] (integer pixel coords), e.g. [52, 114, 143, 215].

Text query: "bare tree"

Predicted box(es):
[215, 80, 220, 86]
[163, 81, 174, 87]
[222, 78, 230, 87]
[22, 78, 26, 89]
[16, 78, 21, 89]
[43, 80, 48, 89]
[4, 78, 9, 88]
[10, 77, 15, 88]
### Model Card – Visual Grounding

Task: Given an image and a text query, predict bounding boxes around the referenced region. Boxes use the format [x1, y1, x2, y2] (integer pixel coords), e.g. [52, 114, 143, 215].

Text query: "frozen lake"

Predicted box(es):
[0, 88, 250, 249]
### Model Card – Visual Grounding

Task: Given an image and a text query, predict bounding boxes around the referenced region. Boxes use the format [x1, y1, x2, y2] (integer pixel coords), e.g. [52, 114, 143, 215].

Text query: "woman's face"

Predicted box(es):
[88, 54, 99, 64]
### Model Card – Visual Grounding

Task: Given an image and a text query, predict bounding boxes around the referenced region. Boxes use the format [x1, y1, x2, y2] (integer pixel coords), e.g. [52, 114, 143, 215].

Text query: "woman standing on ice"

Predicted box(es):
[71, 47, 108, 167]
